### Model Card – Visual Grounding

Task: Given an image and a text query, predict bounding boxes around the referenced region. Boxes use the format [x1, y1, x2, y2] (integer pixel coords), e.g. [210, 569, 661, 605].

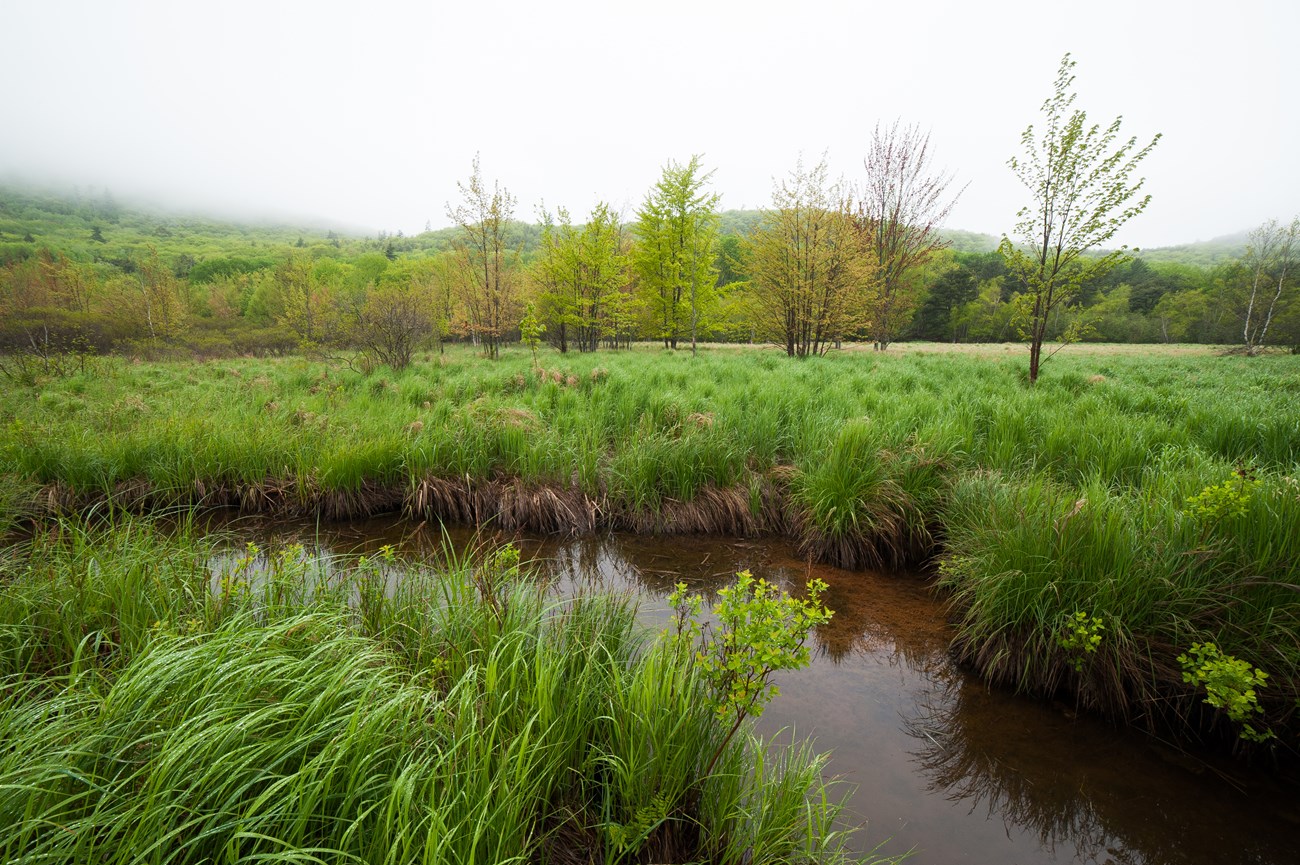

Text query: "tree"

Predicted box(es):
[447, 155, 521, 359]
[745, 156, 873, 357]
[351, 281, 433, 371]
[519, 301, 545, 367]
[533, 202, 629, 352]
[131, 248, 189, 346]
[344, 259, 445, 371]
[1237, 217, 1298, 355]
[633, 156, 720, 354]
[856, 121, 965, 350]
[274, 250, 340, 352]
[912, 265, 977, 341]
[1001, 53, 1160, 383]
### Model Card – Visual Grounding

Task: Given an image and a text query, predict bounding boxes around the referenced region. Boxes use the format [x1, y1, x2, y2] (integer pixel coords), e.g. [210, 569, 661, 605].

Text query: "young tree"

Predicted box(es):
[745, 156, 873, 357]
[1002, 53, 1160, 383]
[447, 155, 521, 360]
[534, 202, 629, 352]
[856, 121, 965, 350]
[1237, 217, 1298, 355]
[347, 259, 442, 370]
[519, 301, 545, 367]
[274, 250, 340, 353]
[132, 249, 189, 346]
[633, 156, 720, 354]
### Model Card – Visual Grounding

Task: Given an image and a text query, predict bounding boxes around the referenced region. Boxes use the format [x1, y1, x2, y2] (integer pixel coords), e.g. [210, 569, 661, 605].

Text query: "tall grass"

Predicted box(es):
[0, 517, 886, 864]
[2, 345, 1298, 746]
[939, 466, 1300, 742]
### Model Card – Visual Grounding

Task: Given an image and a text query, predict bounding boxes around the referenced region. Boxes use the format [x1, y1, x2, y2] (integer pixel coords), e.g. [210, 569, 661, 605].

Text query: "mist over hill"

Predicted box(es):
[0, 182, 1252, 270]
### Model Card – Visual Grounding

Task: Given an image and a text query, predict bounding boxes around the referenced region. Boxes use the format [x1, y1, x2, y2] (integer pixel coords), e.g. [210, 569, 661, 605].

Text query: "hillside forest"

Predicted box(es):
[1, 162, 1296, 378]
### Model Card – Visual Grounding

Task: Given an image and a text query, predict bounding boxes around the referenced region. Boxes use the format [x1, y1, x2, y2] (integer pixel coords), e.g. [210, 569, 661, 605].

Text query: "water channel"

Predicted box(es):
[206, 514, 1299, 865]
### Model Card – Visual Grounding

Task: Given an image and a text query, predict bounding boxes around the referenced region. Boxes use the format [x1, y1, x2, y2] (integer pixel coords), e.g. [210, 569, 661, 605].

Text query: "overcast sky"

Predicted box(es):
[3, 0, 1296, 248]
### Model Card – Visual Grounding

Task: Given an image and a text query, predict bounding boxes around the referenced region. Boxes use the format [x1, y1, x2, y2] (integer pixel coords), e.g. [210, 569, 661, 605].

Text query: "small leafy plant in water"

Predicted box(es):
[1058, 610, 1105, 672]
[668, 570, 833, 775]
[1177, 641, 1274, 742]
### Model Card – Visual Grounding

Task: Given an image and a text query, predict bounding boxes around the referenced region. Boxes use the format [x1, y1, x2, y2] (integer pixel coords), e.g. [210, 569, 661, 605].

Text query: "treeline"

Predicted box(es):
[906, 251, 1287, 346]
[1, 172, 1296, 378]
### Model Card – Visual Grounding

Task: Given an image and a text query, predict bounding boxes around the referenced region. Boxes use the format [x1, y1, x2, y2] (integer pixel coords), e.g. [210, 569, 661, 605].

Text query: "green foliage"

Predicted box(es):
[1002, 53, 1160, 381]
[1178, 642, 1273, 742]
[633, 155, 721, 351]
[448, 155, 522, 360]
[0, 183, 1247, 356]
[744, 156, 870, 357]
[1184, 465, 1259, 523]
[669, 571, 832, 727]
[1058, 610, 1105, 672]
[0, 520, 884, 864]
[519, 301, 545, 365]
[3, 347, 1300, 748]
[533, 203, 628, 352]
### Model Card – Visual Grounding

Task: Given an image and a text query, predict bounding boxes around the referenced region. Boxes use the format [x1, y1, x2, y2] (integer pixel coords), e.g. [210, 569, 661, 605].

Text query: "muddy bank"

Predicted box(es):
[23, 471, 915, 568]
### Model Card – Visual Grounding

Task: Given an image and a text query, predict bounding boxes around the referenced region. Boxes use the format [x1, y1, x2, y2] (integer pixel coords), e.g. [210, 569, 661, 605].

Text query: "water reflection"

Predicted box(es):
[199, 514, 1298, 865]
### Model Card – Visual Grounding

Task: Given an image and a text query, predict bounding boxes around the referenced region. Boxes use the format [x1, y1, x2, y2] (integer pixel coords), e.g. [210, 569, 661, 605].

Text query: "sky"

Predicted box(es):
[2, 0, 1297, 248]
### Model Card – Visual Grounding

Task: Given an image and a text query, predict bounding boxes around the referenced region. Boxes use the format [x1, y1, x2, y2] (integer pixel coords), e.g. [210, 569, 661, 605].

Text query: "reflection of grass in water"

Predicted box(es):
[0, 516, 896, 864]
[904, 683, 1122, 863]
[902, 677, 1286, 865]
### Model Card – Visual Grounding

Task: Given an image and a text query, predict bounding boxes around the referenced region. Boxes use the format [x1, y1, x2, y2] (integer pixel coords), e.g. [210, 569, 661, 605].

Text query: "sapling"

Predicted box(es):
[668, 570, 833, 776]
[520, 302, 545, 369]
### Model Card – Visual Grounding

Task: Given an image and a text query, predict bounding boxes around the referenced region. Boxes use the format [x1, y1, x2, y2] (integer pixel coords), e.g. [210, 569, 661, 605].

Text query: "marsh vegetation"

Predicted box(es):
[3, 344, 1298, 753]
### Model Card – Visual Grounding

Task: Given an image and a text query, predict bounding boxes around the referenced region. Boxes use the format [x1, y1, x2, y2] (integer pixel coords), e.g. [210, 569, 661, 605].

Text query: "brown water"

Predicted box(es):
[210, 515, 1300, 865]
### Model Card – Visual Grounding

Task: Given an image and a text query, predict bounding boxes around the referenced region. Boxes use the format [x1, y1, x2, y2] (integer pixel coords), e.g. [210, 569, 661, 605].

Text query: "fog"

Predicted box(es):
[3, 0, 1296, 247]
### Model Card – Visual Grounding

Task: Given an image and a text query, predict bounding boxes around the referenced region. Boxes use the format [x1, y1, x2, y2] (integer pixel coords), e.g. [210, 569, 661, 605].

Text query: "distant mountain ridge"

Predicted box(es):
[0, 183, 1251, 269]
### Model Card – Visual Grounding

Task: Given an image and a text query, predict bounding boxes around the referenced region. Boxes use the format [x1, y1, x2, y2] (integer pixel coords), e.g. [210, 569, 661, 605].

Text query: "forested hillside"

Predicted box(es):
[1, 180, 1294, 378]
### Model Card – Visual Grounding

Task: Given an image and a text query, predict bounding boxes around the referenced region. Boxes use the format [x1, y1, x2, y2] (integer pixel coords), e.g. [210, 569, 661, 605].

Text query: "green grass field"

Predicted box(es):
[0, 518, 879, 864]
[2, 343, 1298, 748]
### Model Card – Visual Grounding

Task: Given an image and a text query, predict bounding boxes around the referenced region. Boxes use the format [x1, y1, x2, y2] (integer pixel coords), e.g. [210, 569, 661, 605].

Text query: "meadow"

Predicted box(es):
[0, 518, 876, 864]
[2, 342, 1298, 750]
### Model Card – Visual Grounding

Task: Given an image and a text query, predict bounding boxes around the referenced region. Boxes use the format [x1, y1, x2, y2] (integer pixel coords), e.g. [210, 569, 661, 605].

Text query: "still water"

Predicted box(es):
[211, 515, 1299, 865]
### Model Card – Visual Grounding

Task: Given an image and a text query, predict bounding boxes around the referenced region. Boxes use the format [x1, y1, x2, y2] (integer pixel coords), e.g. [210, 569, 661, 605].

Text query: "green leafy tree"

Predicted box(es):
[953, 277, 1016, 342]
[274, 250, 340, 352]
[519, 301, 545, 367]
[745, 156, 872, 357]
[1001, 53, 1160, 383]
[534, 202, 629, 352]
[912, 265, 978, 341]
[633, 156, 720, 354]
[1236, 217, 1298, 354]
[130, 248, 189, 346]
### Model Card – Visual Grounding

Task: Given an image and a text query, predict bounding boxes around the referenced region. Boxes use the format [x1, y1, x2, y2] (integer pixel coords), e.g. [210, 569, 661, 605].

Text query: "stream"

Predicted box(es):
[205, 514, 1299, 865]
